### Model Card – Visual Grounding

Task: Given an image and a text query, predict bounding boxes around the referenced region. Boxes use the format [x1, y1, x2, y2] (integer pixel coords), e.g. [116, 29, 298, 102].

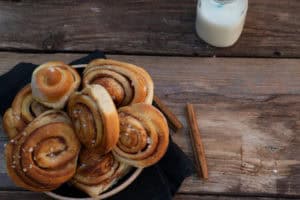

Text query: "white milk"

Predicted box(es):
[195, 0, 248, 47]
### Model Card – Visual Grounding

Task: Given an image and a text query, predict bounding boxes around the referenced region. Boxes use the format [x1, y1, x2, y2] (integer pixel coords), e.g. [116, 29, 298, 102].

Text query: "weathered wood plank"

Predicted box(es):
[0, 191, 52, 200]
[0, 53, 299, 197]
[0, 53, 300, 95]
[0, 191, 296, 200]
[174, 194, 296, 200]
[111, 55, 300, 196]
[0, 1, 299, 57]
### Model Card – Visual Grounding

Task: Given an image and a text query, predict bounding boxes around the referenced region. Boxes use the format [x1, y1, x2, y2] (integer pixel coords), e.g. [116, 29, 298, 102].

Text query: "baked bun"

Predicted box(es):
[113, 103, 169, 168]
[68, 84, 119, 154]
[3, 84, 49, 139]
[5, 110, 80, 192]
[31, 61, 80, 109]
[72, 149, 131, 197]
[83, 59, 153, 107]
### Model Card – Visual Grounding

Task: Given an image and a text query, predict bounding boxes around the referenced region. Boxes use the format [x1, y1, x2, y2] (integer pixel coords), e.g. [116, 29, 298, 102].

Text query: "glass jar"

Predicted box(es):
[195, 0, 248, 47]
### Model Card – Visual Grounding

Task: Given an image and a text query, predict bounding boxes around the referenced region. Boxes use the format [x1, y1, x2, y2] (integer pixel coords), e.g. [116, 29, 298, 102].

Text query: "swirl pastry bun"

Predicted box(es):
[3, 58, 169, 196]
[113, 103, 169, 168]
[31, 61, 80, 109]
[3, 84, 49, 139]
[72, 149, 131, 197]
[5, 110, 80, 192]
[83, 59, 154, 107]
[68, 84, 119, 154]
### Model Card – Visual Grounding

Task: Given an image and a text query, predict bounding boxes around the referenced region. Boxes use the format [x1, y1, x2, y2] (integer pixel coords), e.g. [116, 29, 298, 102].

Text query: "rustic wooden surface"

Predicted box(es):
[0, 53, 299, 199]
[0, 0, 299, 57]
[0, 191, 297, 200]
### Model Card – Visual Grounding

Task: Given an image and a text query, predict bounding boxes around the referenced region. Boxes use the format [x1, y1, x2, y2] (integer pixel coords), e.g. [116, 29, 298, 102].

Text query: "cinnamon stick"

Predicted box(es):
[153, 95, 183, 131]
[186, 103, 208, 180]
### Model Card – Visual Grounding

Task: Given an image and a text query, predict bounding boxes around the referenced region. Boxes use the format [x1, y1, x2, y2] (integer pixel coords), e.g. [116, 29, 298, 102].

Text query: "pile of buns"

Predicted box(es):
[3, 59, 169, 197]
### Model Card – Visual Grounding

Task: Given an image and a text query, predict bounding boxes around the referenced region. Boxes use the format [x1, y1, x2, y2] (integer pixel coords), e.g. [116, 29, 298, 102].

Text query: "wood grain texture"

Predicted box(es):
[0, 191, 53, 200]
[174, 194, 297, 200]
[0, 191, 295, 200]
[0, 53, 299, 197]
[111, 55, 300, 196]
[0, 1, 299, 57]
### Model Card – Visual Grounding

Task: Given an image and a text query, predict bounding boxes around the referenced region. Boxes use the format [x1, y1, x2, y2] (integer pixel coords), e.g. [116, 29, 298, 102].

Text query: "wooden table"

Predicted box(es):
[0, 1, 299, 199]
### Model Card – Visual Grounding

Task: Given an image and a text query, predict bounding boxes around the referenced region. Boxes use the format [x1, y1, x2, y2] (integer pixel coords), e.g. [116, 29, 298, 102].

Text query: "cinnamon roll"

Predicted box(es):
[3, 84, 49, 139]
[5, 110, 80, 192]
[31, 61, 81, 109]
[68, 84, 119, 154]
[113, 103, 169, 168]
[83, 59, 153, 107]
[72, 149, 131, 197]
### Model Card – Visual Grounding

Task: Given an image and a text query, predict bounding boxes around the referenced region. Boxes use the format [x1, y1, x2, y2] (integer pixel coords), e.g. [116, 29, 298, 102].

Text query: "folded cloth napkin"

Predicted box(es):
[0, 51, 193, 200]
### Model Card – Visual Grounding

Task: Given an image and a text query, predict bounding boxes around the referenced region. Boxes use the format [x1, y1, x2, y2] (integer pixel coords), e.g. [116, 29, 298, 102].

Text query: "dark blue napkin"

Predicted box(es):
[0, 51, 193, 200]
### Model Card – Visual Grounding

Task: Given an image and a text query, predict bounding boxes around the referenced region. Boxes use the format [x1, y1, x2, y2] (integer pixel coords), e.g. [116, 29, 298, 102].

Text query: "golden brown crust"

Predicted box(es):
[3, 59, 161, 195]
[5, 110, 80, 192]
[67, 85, 119, 154]
[3, 108, 26, 139]
[72, 150, 131, 197]
[113, 103, 169, 168]
[83, 59, 154, 107]
[2, 84, 49, 139]
[31, 61, 81, 109]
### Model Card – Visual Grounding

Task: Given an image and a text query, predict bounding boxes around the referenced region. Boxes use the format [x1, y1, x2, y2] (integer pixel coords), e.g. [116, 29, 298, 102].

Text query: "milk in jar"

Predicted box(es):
[195, 0, 248, 47]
